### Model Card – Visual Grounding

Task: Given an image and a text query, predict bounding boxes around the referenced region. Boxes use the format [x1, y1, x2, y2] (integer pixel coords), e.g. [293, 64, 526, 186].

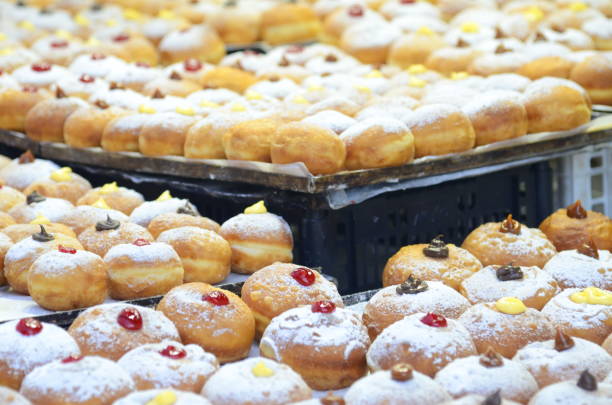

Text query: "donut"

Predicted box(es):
[100, 113, 149, 152]
[4, 226, 83, 294]
[339, 118, 414, 170]
[0, 152, 59, 191]
[340, 21, 401, 64]
[388, 30, 447, 68]
[261, 3, 321, 45]
[0, 185, 26, 212]
[59, 205, 130, 235]
[64, 103, 128, 148]
[222, 118, 278, 162]
[68, 53, 127, 79]
[0, 232, 12, 285]
[68, 303, 181, 361]
[366, 312, 476, 377]
[19, 355, 135, 405]
[543, 243, 611, 290]
[570, 53, 612, 106]
[157, 283, 255, 363]
[129, 192, 197, 228]
[522, 77, 591, 133]
[383, 235, 483, 290]
[113, 389, 212, 405]
[403, 103, 476, 158]
[2, 222, 76, 243]
[11, 63, 68, 90]
[78, 217, 153, 257]
[219, 202, 293, 274]
[143, 73, 202, 98]
[540, 287, 612, 344]
[582, 18, 612, 50]
[458, 298, 557, 358]
[23, 167, 92, 205]
[202, 357, 312, 405]
[104, 239, 183, 300]
[439, 394, 520, 405]
[462, 214, 558, 268]
[103, 63, 162, 94]
[513, 329, 612, 387]
[23, 88, 88, 142]
[77, 182, 144, 215]
[0, 318, 80, 390]
[434, 350, 539, 403]
[159, 25, 225, 65]
[52, 73, 108, 101]
[528, 370, 612, 405]
[209, 2, 261, 45]
[0, 86, 50, 132]
[322, 4, 385, 45]
[117, 340, 218, 392]
[200, 67, 258, 94]
[363, 278, 472, 340]
[148, 211, 220, 239]
[462, 91, 528, 146]
[271, 121, 347, 174]
[425, 47, 481, 75]
[0, 387, 31, 405]
[9, 192, 74, 224]
[27, 247, 108, 311]
[97, 34, 159, 66]
[139, 112, 197, 157]
[0, 212, 16, 230]
[241, 262, 343, 338]
[604, 333, 612, 355]
[301, 110, 356, 135]
[157, 227, 230, 284]
[460, 264, 559, 310]
[517, 56, 576, 80]
[344, 364, 451, 405]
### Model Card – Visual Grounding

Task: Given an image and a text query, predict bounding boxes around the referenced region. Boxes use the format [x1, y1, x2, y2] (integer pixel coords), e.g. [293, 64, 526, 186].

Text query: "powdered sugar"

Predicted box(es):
[340, 118, 409, 144]
[5, 235, 57, 263]
[9, 197, 74, 223]
[404, 104, 460, 128]
[0, 159, 59, 190]
[582, 18, 612, 39]
[301, 110, 356, 134]
[69, 54, 127, 78]
[129, 199, 197, 227]
[114, 389, 212, 405]
[543, 250, 611, 289]
[541, 288, 612, 331]
[529, 380, 612, 404]
[341, 21, 401, 48]
[29, 249, 102, 277]
[220, 213, 292, 241]
[11, 64, 69, 87]
[60, 205, 128, 233]
[104, 242, 179, 264]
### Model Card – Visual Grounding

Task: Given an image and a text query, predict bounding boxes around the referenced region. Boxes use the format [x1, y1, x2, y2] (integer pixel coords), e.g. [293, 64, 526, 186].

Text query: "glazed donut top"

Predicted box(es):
[460, 265, 559, 303]
[30, 248, 101, 275]
[113, 389, 212, 405]
[261, 304, 370, 361]
[202, 357, 311, 404]
[366, 312, 475, 370]
[220, 212, 292, 242]
[543, 249, 612, 288]
[21, 356, 135, 402]
[0, 319, 80, 377]
[541, 288, 612, 329]
[103, 241, 179, 264]
[117, 340, 218, 388]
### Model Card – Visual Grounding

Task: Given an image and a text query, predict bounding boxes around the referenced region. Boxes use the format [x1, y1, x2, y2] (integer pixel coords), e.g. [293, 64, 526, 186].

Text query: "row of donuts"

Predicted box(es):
[0, 151, 295, 311]
[0, 259, 610, 404]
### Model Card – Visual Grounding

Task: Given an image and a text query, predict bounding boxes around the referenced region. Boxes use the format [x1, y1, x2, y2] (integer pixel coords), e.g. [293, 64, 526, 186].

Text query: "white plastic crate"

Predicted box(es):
[552, 142, 612, 216]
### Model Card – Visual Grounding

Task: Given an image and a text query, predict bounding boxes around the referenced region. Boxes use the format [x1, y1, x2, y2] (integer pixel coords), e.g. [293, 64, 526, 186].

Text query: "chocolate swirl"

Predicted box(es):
[554, 329, 575, 352]
[566, 200, 587, 219]
[391, 363, 413, 382]
[32, 225, 54, 242]
[577, 370, 597, 391]
[479, 347, 503, 368]
[152, 89, 165, 99]
[96, 215, 120, 231]
[177, 202, 198, 216]
[18, 150, 35, 164]
[496, 264, 523, 281]
[577, 239, 599, 260]
[423, 235, 449, 258]
[482, 390, 501, 405]
[27, 191, 45, 205]
[396, 275, 428, 295]
[499, 214, 521, 234]
[169, 71, 182, 80]
[320, 393, 345, 405]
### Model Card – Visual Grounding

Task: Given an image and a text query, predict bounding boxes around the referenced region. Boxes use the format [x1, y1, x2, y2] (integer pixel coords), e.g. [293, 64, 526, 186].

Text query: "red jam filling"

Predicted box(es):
[31, 63, 51, 72]
[91, 53, 106, 60]
[286, 45, 304, 53]
[16, 318, 43, 336]
[135, 61, 150, 68]
[203, 291, 230, 306]
[420, 312, 447, 328]
[58, 245, 77, 254]
[61, 355, 83, 363]
[291, 267, 316, 286]
[117, 308, 143, 330]
[183, 58, 202, 72]
[348, 5, 364, 17]
[22, 86, 39, 93]
[50, 40, 69, 48]
[312, 300, 336, 314]
[113, 33, 130, 42]
[159, 344, 187, 359]
[79, 74, 95, 83]
[133, 239, 150, 246]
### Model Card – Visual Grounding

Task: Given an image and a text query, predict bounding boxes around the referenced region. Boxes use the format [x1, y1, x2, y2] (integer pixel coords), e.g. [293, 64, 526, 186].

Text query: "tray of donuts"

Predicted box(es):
[1, 200, 611, 404]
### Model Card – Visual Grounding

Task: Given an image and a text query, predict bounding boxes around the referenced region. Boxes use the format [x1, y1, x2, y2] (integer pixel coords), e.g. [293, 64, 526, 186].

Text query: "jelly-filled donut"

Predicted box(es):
[78, 217, 153, 258]
[528, 370, 612, 405]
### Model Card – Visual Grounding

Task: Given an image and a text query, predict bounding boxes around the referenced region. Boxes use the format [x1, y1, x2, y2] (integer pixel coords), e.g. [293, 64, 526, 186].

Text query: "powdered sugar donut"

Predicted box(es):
[0, 155, 59, 191]
[340, 21, 401, 64]
[543, 248, 611, 290]
[459, 299, 556, 358]
[363, 278, 471, 339]
[117, 340, 218, 392]
[513, 330, 612, 387]
[68, 303, 181, 361]
[22, 167, 92, 206]
[77, 183, 144, 215]
[435, 350, 538, 403]
[0, 185, 25, 212]
[129, 195, 198, 228]
[541, 288, 612, 344]
[0, 387, 31, 405]
[301, 110, 356, 135]
[9, 194, 74, 224]
[0, 318, 80, 390]
[345, 364, 451, 405]
[528, 371, 612, 405]
[201, 357, 312, 405]
[59, 205, 129, 235]
[78, 218, 153, 258]
[11, 63, 69, 89]
[462, 215, 557, 268]
[460, 264, 559, 310]
[114, 389, 211, 405]
[440, 394, 520, 405]
[68, 53, 127, 79]
[20, 355, 135, 405]
[260, 302, 370, 390]
[367, 312, 476, 377]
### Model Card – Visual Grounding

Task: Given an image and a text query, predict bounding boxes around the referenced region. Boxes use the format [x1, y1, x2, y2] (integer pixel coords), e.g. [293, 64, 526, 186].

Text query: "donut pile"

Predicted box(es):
[1, 1, 611, 174]
[1, 147, 612, 403]
[0, 151, 295, 311]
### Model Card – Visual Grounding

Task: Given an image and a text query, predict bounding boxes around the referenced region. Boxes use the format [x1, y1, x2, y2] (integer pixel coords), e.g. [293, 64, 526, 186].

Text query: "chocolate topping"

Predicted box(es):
[325, 54, 338, 63]
[109, 82, 125, 90]
[551, 25, 565, 33]
[91, 3, 103, 11]
[26, 191, 45, 205]
[55, 87, 67, 99]
[16, 0, 26, 7]
[223, 0, 237, 7]
[577, 370, 597, 391]
[39, 7, 51, 14]
[176, 202, 197, 216]
[566, 200, 587, 219]
[169, 71, 182, 80]
[456, 38, 469, 48]
[494, 27, 503, 39]
[152, 89, 165, 99]
[233, 60, 245, 71]
[18, 150, 35, 164]
[423, 235, 449, 258]
[96, 215, 121, 231]
[268, 75, 280, 82]
[554, 328, 575, 352]
[495, 264, 523, 281]
[499, 214, 521, 234]
[391, 363, 413, 382]
[577, 239, 599, 259]
[320, 393, 345, 405]
[495, 44, 512, 54]
[534, 31, 547, 42]
[482, 390, 501, 405]
[32, 225, 54, 242]
[94, 100, 109, 109]
[278, 56, 290, 67]
[479, 347, 503, 368]
[396, 274, 428, 295]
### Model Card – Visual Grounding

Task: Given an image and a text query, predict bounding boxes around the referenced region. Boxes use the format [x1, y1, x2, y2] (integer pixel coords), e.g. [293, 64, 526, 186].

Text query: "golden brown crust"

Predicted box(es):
[95, 36, 159, 69]
[466, 97, 528, 146]
[0, 233, 12, 286]
[0, 187, 26, 212]
[23, 174, 92, 205]
[100, 114, 143, 153]
[157, 283, 255, 363]
[222, 118, 277, 163]
[523, 85, 591, 133]
[409, 108, 476, 158]
[24, 97, 84, 142]
[539, 208, 612, 251]
[78, 222, 153, 258]
[0, 88, 50, 132]
[0, 213, 16, 230]
[148, 212, 220, 239]
[603, 333, 612, 355]
[160, 28, 225, 65]
[425, 48, 481, 75]
[261, 4, 321, 45]
[382, 244, 483, 290]
[77, 188, 144, 216]
[143, 78, 202, 98]
[388, 33, 447, 68]
[569, 54, 612, 105]
[64, 106, 128, 148]
[139, 115, 196, 157]
[184, 116, 236, 160]
[200, 67, 257, 94]
[271, 122, 346, 174]
[2, 223, 76, 242]
[517, 56, 576, 80]
[210, 6, 262, 45]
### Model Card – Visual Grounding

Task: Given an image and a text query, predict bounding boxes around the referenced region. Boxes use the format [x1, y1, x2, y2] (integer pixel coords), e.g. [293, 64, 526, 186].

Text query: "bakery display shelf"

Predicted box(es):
[2, 117, 612, 196]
